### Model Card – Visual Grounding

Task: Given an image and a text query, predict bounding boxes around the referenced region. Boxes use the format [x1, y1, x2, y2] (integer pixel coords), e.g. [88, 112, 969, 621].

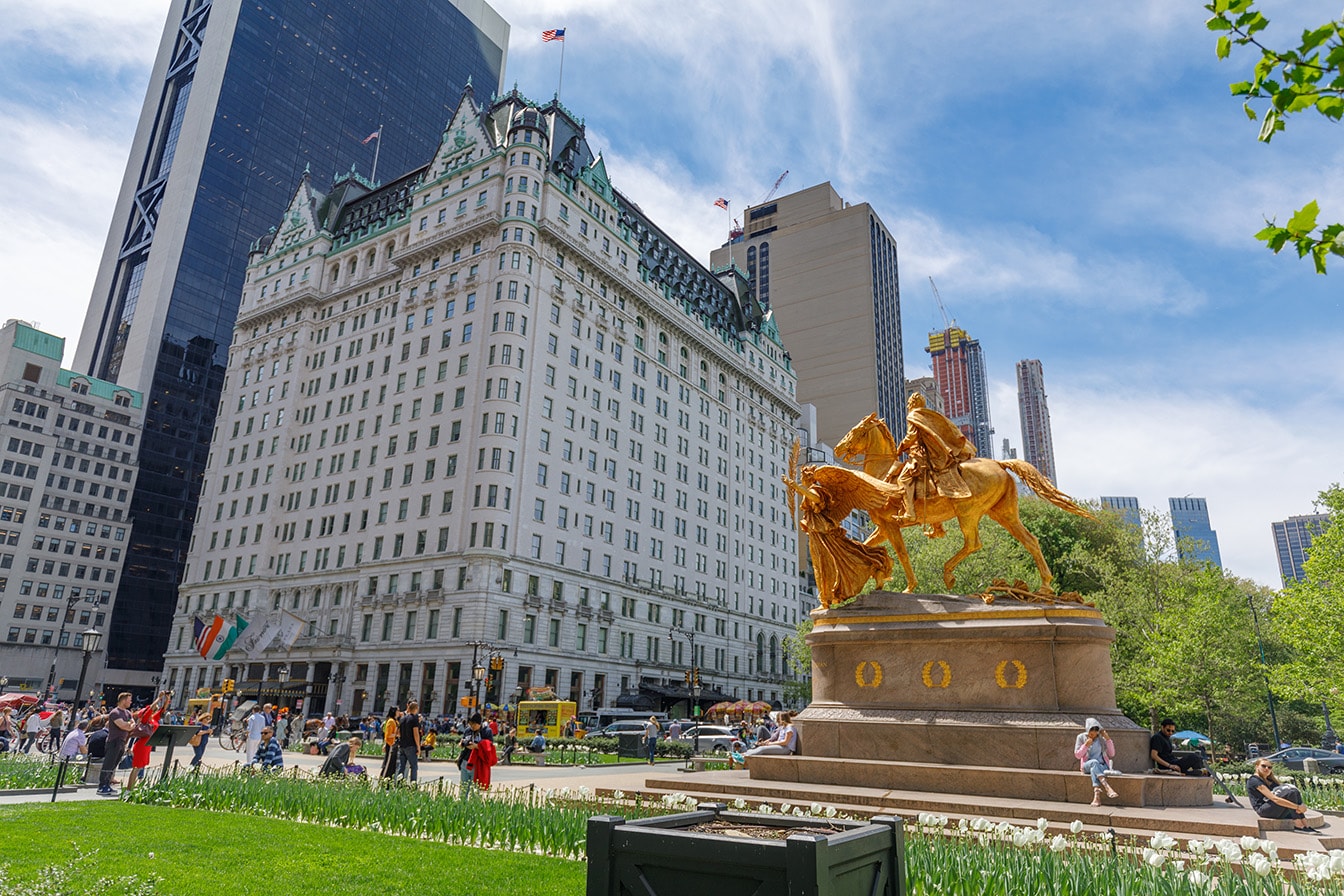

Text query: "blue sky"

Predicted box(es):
[1, 1, 1340, 587]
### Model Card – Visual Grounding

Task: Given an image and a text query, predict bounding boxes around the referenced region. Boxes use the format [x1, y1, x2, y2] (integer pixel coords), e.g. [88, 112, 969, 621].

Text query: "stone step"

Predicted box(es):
[749, 754, 1214, 808]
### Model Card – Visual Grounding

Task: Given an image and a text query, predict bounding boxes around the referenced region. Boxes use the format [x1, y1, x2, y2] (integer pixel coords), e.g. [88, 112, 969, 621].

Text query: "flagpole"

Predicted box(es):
[370, 125, 383, 184]
[557, 37, 566, 106]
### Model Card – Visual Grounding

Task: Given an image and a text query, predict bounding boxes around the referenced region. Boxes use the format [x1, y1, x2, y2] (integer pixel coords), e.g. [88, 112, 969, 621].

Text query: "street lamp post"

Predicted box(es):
[465, 640, 495, 714]
[44, 594, 96, 702]
[1247, 594, 1282, 749]
[668, 626, 701, 755]
[66, 629, 102, 738]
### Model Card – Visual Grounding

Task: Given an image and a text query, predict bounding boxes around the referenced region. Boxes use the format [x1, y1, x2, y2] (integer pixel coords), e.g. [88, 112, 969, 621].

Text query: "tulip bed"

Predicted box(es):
[109, 769, 1344, 894]
[121, 767, 671, 858]
[904, 813, 1344, 895]
[0, 753, 60, 789]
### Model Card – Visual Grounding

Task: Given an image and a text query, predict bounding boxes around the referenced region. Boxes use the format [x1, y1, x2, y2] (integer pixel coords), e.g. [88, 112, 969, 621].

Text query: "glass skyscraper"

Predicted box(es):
[73, 0, 508, 678]
[1168, 497, 1222, 568]
[1271, 513, 1329, 584]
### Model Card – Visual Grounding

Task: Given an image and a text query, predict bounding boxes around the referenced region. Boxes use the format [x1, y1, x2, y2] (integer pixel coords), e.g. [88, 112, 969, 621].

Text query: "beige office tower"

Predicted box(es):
[711, 183, 905, 445]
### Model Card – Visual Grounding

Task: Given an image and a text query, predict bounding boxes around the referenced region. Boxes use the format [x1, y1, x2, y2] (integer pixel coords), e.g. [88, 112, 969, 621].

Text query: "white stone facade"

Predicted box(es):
[160, 88, 803, 719]
[0, 320, 143, 701]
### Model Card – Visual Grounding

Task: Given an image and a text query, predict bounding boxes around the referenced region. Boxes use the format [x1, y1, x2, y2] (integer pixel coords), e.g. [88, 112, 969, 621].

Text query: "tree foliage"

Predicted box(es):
[1267, 484, 1344, 720]
[1205, 1, 1344, 272]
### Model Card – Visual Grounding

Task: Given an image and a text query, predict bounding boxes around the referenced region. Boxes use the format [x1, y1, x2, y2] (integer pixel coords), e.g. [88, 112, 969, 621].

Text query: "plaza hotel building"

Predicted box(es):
[159, 85, 804, 717]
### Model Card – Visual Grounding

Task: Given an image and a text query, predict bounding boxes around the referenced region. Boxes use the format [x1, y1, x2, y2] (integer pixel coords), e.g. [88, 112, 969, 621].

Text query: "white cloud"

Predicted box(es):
[2, 0, 164, 72]
[988, 370, 1344, 589]
[891, 211, 1208, 315]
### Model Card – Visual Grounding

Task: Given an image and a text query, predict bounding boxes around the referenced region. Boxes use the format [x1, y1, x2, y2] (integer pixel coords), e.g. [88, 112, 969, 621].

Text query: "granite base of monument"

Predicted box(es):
[748, 592, 1211, 808]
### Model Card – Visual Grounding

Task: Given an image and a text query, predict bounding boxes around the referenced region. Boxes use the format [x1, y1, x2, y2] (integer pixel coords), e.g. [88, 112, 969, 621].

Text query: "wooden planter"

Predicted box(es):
[586, 802, 905, 896]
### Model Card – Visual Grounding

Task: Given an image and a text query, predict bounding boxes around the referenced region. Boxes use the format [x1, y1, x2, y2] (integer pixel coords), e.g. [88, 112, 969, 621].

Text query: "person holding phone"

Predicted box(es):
[1074, 717, 1119, 806]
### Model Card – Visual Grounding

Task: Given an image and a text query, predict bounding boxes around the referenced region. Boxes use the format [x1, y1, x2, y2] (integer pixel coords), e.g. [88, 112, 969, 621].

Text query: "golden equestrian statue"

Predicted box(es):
[784, 395, 1093, 607]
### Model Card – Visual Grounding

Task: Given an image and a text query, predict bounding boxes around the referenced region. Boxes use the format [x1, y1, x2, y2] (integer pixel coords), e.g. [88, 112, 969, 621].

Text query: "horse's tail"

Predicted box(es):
[998, 459, 1094, 519]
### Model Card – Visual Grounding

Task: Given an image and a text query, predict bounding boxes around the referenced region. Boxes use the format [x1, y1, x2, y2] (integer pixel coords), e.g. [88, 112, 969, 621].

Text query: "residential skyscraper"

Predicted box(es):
[709, 182, 904, 445]
[927, 326, 993, 457]
[905, 376, 944, 415]
[1169, 497, 1222, 567]
[0, 320, 144, 700]
[72, 0, 508, 684]
[1015, 359, 1057, 484]
[158, 86, 802, 717]
[1271, 513, 1330, 584]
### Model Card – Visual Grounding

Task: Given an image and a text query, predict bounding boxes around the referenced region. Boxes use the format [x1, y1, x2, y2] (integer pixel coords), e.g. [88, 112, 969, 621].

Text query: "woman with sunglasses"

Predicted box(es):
[1247, 759, 1317, 832]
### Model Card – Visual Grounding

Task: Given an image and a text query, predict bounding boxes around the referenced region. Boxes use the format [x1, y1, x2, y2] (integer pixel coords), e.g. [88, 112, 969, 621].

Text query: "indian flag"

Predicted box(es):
[210, 615, 249, 660]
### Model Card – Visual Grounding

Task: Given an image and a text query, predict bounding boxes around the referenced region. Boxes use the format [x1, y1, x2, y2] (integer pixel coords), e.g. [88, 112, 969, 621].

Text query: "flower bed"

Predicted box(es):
[0, 754, 60, 790]
[904, 813, 1344, 894]
[123, 768, 670, 858]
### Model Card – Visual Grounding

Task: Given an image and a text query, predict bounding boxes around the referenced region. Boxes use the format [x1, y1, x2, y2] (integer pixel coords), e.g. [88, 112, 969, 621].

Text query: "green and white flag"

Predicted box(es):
[211, 614, 249, 660]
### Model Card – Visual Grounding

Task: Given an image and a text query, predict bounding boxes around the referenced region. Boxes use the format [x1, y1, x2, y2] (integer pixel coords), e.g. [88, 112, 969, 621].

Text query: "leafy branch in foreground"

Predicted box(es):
[1204, 0, 1344, 273]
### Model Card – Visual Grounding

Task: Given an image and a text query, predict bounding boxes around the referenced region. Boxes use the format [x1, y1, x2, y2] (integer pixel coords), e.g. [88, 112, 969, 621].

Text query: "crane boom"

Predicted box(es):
[761, 170, 789, 204]
[929, 276, 951, 329]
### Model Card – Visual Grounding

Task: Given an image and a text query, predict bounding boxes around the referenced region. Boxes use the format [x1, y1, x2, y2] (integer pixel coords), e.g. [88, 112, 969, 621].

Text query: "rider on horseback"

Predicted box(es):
[893, 392, 977, 521]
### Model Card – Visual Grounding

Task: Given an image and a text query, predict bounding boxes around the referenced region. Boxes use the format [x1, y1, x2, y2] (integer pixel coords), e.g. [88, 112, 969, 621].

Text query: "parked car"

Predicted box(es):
[678, 725, 738, 753]
[1260, 747, 1344, 773]
[601, 720, 654, 737]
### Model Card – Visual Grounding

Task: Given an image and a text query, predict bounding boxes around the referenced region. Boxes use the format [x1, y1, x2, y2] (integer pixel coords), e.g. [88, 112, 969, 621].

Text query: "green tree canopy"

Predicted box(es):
[1267, 484, 1344, 720]
[1205, 1, 1344, 272]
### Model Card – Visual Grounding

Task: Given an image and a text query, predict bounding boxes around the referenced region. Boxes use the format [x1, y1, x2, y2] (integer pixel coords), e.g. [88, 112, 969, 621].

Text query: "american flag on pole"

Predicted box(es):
[361, 129, 380, 145]
[714, 197, 729, 210]
[542, 28, 565, 42]
[193, 615, 224, 660]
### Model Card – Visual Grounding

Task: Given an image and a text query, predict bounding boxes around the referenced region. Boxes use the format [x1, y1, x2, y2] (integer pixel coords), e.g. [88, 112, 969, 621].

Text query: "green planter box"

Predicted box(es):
[586, 803, 905, 896]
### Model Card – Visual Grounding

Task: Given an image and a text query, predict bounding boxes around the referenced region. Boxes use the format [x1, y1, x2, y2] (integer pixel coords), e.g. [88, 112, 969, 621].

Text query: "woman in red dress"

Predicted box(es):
[126, 692, 169, 790]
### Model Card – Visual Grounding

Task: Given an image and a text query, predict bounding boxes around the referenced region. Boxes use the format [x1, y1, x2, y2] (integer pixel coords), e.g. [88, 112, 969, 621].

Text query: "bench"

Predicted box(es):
[528, 751, 547, 766]
[681, 754, 737, 772]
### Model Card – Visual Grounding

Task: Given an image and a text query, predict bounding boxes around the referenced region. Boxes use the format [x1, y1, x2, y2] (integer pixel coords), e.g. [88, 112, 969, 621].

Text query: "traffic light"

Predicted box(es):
[489, 655, 504, 671]
[683, 670, 691, 685]
[693, 669, 701, 687]
[221, 678, 235, 694]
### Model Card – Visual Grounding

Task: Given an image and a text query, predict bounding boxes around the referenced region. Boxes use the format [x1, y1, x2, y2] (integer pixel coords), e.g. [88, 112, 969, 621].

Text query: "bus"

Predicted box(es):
[517, 700, 579, 740]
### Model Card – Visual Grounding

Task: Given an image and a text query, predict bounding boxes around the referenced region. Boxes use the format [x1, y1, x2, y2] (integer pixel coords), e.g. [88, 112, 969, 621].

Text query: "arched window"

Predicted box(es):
[679, 346, 689, 378]
[756, 633, 765, 672]
[769, 636, 779, 675]
[699, 360, 709, 390]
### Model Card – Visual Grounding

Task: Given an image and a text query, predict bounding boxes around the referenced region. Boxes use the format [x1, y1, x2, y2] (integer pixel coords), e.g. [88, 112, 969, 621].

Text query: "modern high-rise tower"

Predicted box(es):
[1169, 497, 1222, 567]
[72, 0, 508, 683]
[926, 327, 993, 457]
[1100, 496, 1141, 530]
[1271, 513, 1330, 584]
[709, 182, 904, 445]
[1015, 359, 1057, 484]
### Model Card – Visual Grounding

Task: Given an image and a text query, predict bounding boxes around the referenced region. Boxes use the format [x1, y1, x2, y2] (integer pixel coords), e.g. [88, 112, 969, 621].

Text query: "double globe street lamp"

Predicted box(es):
[65, 628, 102, 738]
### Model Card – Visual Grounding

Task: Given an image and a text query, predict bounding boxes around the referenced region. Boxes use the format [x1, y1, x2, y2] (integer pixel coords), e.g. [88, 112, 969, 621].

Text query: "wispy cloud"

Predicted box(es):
[892, 211, 1208, 315]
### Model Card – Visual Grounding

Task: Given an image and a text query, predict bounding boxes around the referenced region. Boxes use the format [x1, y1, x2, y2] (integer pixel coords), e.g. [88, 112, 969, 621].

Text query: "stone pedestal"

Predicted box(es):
[749, 592, 1202, 804]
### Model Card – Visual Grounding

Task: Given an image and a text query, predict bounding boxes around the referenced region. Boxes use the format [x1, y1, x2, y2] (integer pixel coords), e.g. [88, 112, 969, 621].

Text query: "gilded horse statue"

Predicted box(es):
[832, 411, 1093, 596]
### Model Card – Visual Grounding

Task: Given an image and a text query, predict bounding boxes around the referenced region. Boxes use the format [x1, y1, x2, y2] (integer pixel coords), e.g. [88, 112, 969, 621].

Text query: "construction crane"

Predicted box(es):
[759, 170, 789, 204]
[929, 276, 951, 329]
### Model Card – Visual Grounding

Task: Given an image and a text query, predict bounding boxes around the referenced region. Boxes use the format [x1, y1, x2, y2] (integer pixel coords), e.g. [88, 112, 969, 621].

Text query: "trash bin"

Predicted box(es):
[1303, 757, 1321, 776]
[617, 733, 642, 758]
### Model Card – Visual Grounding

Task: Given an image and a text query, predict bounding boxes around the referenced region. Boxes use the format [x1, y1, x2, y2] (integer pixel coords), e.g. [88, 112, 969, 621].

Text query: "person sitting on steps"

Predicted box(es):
[1075, 718, 1120, 806]
[1150, 718, 1208, 775]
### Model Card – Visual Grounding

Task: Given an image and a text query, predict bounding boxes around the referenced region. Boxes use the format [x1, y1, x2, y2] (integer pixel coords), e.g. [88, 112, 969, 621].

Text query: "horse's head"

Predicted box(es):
[835, 413, 884, 463]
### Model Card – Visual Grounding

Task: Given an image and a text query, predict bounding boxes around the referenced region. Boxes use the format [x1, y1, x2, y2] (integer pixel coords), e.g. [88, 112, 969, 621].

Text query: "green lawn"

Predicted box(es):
[0, 802, 585, 896]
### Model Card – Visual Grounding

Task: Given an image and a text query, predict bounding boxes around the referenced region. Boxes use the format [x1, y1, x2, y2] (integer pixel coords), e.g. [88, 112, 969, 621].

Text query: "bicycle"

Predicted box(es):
[36, 727, 62, 756]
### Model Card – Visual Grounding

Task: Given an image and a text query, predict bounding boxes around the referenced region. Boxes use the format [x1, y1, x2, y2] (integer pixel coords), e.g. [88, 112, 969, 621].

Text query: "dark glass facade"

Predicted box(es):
[92, 0, 505, 671]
